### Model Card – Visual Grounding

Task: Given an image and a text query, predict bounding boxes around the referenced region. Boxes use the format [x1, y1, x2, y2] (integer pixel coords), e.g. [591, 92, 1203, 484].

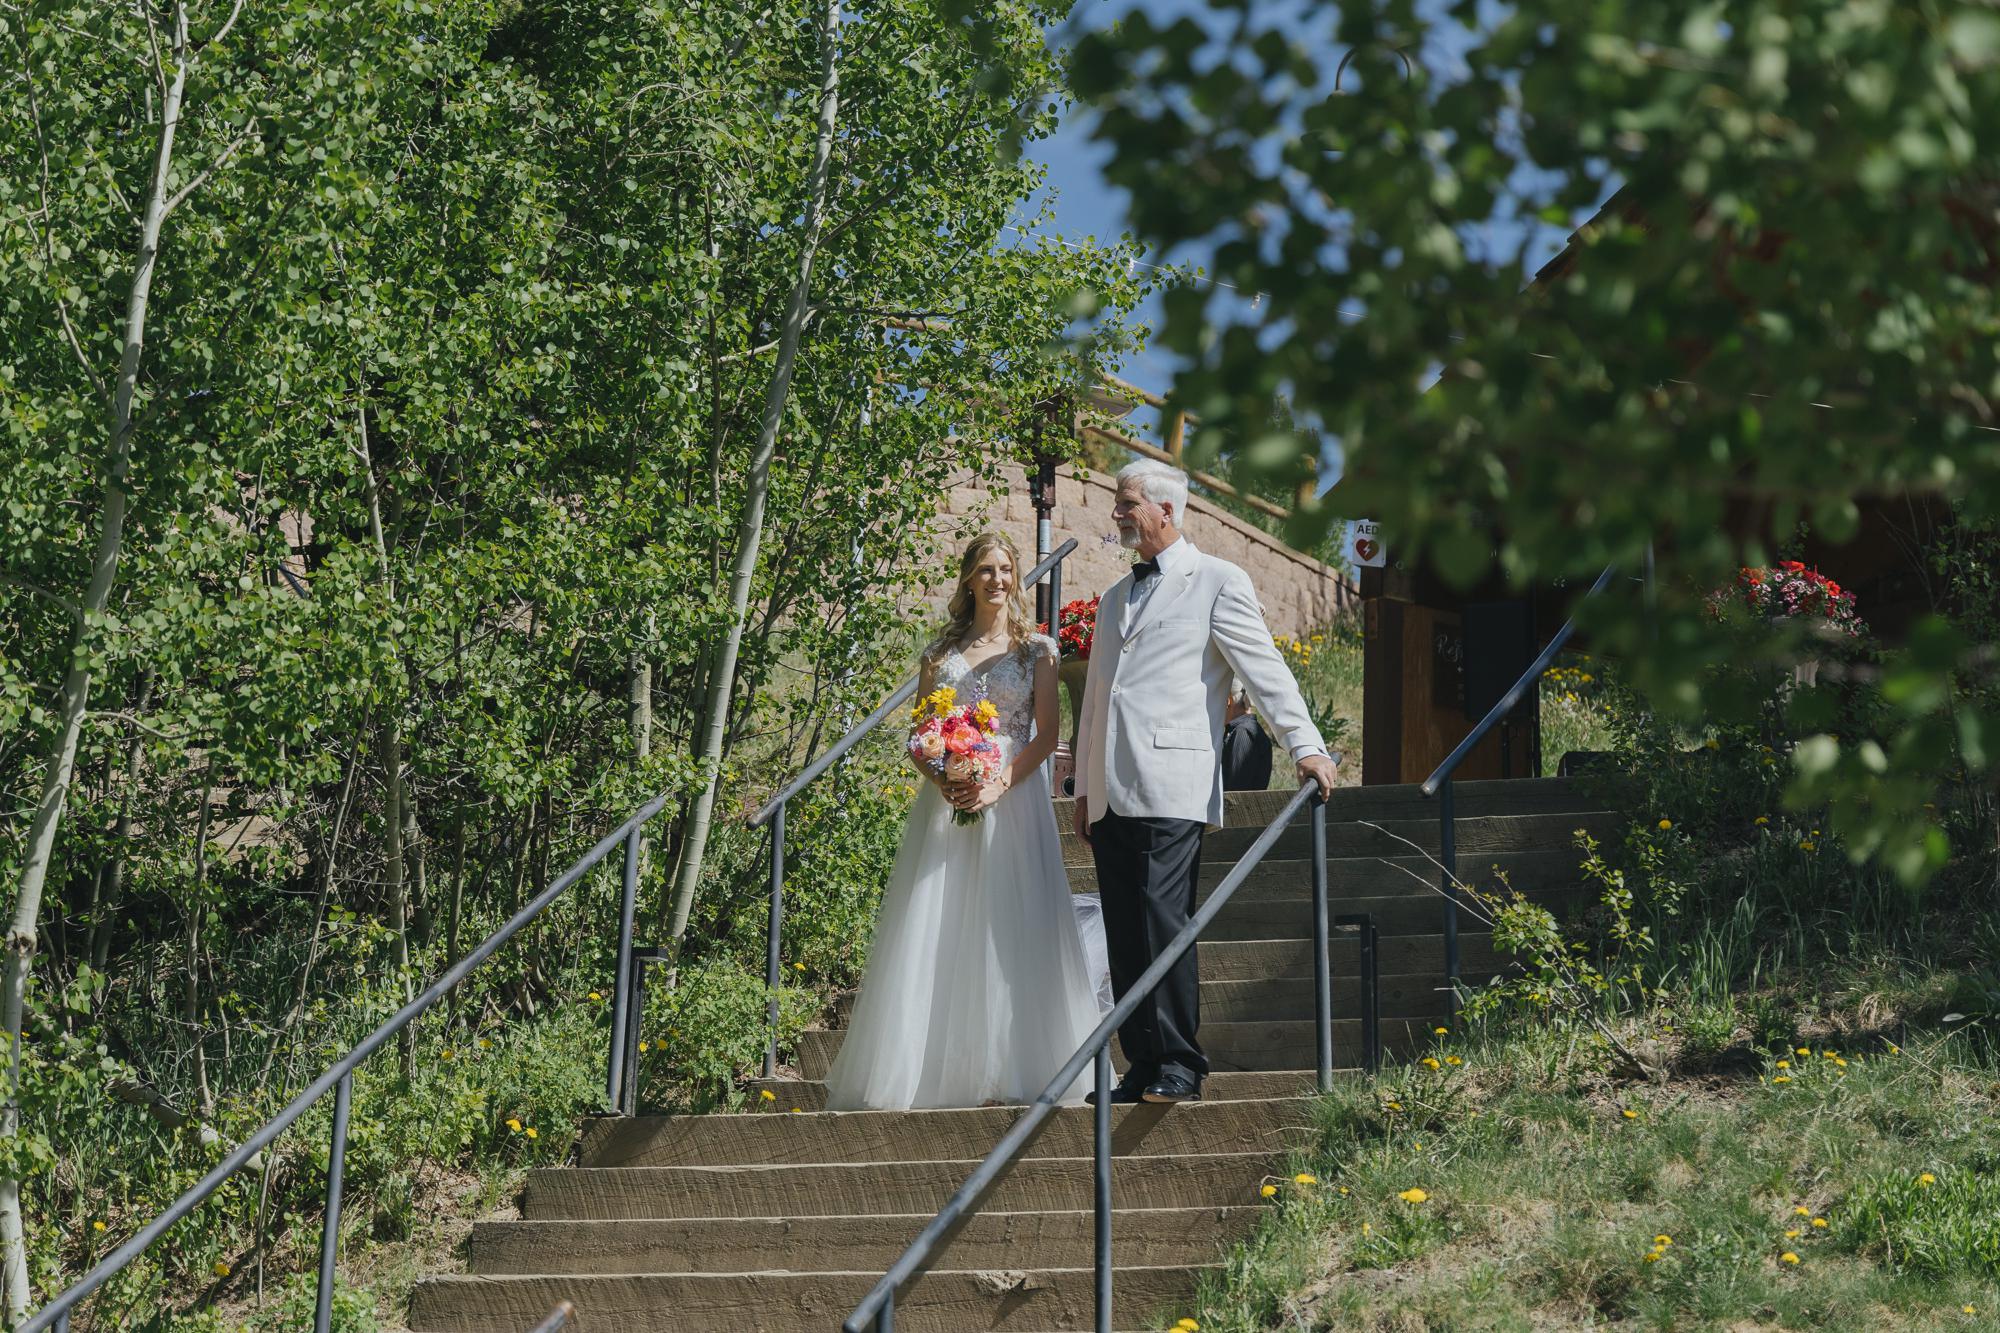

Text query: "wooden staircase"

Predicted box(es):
[406, 777, 1617, 1332]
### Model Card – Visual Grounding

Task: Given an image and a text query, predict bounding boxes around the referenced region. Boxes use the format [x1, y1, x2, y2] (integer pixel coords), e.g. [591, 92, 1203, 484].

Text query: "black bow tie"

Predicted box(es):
[1132, 557, 1161, 584]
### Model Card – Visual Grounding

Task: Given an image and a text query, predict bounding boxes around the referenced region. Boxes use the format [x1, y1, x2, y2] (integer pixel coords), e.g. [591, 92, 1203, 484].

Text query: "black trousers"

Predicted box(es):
[1090, 808, 1207, 1084]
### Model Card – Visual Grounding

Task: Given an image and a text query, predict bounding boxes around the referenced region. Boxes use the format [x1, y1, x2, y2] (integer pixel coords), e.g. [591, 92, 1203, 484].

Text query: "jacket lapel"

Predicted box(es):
[1126, 545, 1198, 641]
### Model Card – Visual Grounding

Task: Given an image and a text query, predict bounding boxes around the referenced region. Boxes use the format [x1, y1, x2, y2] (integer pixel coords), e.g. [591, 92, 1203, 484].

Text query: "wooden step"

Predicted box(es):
[742, 1069, 1329, 1112]
[1150, 811, 1620, 866]
[1059, 847, 1588, 900]
[469, 1205, 1259, 1275]
[409, 1264, 1209, 1333]
[1056, 775, 1619, 830]
[580, 1097, 1308, 1169]
[522, 1151, 1282, 1220]
[1198, 932, 1505, 980]
[795, 1019, 1429, 1080]
[830, 971, 1463, 1028]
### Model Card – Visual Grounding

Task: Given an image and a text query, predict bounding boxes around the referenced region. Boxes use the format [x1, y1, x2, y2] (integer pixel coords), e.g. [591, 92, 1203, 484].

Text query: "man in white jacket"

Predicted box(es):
[1073, 460, 1337, 1103]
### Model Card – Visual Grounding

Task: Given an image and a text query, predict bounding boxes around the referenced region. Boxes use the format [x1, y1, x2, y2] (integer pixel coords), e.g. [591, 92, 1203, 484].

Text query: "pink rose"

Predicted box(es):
[917, 731, 946, 762]
[944, 754, 980, 784]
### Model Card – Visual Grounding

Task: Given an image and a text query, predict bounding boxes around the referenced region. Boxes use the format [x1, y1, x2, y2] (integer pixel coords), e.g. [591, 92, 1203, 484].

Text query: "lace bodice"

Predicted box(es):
[935, 633, 1057, 751]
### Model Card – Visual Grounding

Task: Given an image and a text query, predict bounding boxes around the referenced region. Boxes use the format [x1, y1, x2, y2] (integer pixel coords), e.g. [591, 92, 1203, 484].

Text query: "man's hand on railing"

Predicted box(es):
[1297, 752, 1337, 800]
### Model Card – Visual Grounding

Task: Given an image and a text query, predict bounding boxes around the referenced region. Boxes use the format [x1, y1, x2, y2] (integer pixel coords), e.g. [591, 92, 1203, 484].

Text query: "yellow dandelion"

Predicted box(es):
[1965, 1305, 1978, 1316]
[1800, 840, 1817, 851]
[478, 1038, 493, 1049]
[588, 990, 602, 1002]
[1294, 1173, 1318, 1186]
[761, 1089, 777, 1102]
[1834, 1058, 1847, 1068]
[1421, 1057, 1441, 1070]
[92, 1220, 107, 1232]
[525, 1127, 539, 1140]
[790, 1107, 803, 1114]
[1780, 1252, 1800, 1265]
[1703, 737, 1721, 749]
[1413, 1142, 1424, 1151]
[1795, 1206, 1811, 1216]
[1445, 1055, 1463, 1066]
[1786, 1228, 1802, 1239]
[1888, 1043, 1902, 1055]
[638, 1040, 650, 1053]
[1176, 1321, 1200, 1333]
[1755, 815, 1770, 826]
[1772, 1075, 1791, 1084]
[441, 1048, 455, 1061]
[1641, 1252, 1660, 1264]
[1796, 1047, 1812, 1056]
[1775, 1060, 1790, 1069]
[1398, 1188, 1429, 1204]
[506, 1117, 523, 1133]
[1622, 1109, 1639, 1120]
[1919, 1173, 1937, 1187]
[1361, 1222, 1372, 1235]
[213, 1261, 231, 1278]
[794, 961, 807, 972]
[1260, 1184, 1278, 1199]
[1433, 1026, 1449, 1035]
[1811, 1217, 1827, 1228]
[1658, 818, 1673, 831]
[1654, 1234, 1672, 1246]
[1338, 1186, 1350, 1195]
[1387, 1102, 1403, 1112]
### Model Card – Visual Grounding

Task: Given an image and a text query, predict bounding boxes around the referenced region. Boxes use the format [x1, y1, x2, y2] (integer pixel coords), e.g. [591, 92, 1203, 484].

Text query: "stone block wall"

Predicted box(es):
[925, 459, 1358, 638]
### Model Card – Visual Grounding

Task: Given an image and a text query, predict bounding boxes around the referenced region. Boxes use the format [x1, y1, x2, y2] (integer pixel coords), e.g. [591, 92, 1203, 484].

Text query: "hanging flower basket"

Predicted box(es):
[1708, 562, 1865, 687]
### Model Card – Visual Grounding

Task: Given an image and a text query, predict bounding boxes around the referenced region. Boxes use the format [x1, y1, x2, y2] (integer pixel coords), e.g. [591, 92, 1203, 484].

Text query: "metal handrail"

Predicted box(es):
[528, 1303, 577, 1333]
[844, 781, 1331, 1333]
[750, 538, 1078, 1076]
[24, 793, 674, 1333]
[1418, 562, 1619, 992]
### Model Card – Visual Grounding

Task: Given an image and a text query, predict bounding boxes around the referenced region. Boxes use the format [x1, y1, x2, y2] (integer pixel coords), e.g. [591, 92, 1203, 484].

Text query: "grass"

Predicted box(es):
[1175, 995, 2000, 1332]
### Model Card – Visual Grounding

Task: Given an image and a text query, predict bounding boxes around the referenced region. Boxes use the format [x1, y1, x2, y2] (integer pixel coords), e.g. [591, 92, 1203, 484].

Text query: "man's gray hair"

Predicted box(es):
[1116, 458, 1191, 525]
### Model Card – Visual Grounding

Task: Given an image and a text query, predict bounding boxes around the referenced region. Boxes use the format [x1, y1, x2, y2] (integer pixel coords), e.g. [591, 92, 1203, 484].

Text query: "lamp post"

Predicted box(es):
[1025, 394, 1070, 628]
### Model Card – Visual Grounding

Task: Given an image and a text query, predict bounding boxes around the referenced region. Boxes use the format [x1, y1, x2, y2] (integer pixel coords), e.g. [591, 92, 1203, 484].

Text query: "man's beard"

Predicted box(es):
[1117, 527, 1140, 549]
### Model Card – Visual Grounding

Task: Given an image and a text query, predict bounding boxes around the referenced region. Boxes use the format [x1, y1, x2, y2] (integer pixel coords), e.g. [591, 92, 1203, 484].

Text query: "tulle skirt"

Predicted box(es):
[823, 768, 1106, 1110]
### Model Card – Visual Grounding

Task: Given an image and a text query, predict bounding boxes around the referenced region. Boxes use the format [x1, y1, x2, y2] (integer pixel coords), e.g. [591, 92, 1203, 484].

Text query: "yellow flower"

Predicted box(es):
[1834, 1058, 1847, 1068]
[478, 1038, 492, 1049]
[1755, 815, 1770, 825]
[1445, 1055, 1463, 1066]
[1781, 1251, 1800, 1265]
[1641, 1252, 1660, 1264]
[1412, 1143, 1423, 1151]
[1794, 1206, 1811, 1216]
[588, 991, 602, 1002]
[1387, 1102, 1403, 1113]
[790, 1107, 803, 1114]
[1654, 1234, 1672, 1246]
[1811, 1217, 1827, 1228]
[92, 1220, 107, 1232]
[1294, 1173, 1318, 1186]
[1176, 1321, 1200, 1333]
[1703, 737, 1721, 749]
[1658, 818, 1673, 831]
[1799, 840, 1817, 851]
[1361, 1223, 1372, 1234]
[1260, 1184, 1278, 1199]
[1786, 1228, 1802, 1239]
[506, 1117, 523, 1132]
[1775, 1060, 1790, 1069]
[441, 1048, 455, 1061]
[761, 1089, 777, 1102]
[1796, 1047, 1812, 1056]
[794, 961, 807, 972]
[1965, 1305, 1978, 1316]
[1888, 1043, 1902, 1055]
[1622, 1109, 1638, 1120]
[1398, 1188, 1430, 1204]
[525, 1127, 539, 1140]
[1772, 1075, 1791, 1083]
[1918, 1173, 1936, 1187]
[1433, 1026, 1449, 1035]
[213, 1261, 231, 1278]
[1338, 1186, 1350, 1195]
[1421, 1057, 1441, 1070]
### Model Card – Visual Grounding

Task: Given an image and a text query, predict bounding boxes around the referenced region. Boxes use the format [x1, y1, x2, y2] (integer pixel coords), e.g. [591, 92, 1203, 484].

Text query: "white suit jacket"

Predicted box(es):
[1076, 540, 1326, 828]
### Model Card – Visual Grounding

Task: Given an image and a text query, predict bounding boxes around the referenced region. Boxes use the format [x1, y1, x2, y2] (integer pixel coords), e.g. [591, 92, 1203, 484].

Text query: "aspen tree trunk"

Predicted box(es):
[0, 8, 196, 1314]
[665, 0, 844, 956]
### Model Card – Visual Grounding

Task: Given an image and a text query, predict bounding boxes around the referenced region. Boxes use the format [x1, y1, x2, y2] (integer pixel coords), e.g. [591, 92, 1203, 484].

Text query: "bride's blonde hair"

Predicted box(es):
[924, 531, 1038, 667]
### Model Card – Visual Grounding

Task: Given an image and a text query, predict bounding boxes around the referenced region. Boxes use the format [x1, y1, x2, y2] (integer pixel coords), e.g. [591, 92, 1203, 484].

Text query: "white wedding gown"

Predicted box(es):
[824, 634, 1106, 1110]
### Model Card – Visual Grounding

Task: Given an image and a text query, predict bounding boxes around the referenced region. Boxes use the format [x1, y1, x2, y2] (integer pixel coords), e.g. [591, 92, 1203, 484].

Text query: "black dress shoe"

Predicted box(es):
[1142, 1073, 1202, 1104]
[1085, 1081, 1148, 1106]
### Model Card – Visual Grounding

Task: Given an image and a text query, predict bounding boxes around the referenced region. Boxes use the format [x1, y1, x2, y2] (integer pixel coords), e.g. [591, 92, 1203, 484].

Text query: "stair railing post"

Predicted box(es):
[764, 800, 787, 1079]
[313, 1072, 353, 1333]
[620, 949, 664, 1116]
[878, 1288, 895, 1333]
[1439, 777, 1459, 1011]
[1093, 1040, 1113, 1333]
[1310, 793, 1332, 1093]
[1363, 916, 1381, 1075]
[606, 827, 642, 1110]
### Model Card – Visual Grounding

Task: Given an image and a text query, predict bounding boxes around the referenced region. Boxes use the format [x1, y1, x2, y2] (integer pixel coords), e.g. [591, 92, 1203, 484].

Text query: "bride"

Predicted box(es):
[823, 531, 1104, 1110]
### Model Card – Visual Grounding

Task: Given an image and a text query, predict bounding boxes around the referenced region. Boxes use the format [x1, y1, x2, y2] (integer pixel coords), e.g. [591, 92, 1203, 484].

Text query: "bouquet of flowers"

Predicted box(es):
[1712, 562, 1865, 636]
[1052, 595, 1100, 660]
[908, 686, 1006, 825]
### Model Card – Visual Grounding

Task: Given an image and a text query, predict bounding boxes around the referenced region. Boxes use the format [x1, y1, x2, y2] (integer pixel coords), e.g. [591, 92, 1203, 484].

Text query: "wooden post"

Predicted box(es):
[1165, 410, 1185, 465]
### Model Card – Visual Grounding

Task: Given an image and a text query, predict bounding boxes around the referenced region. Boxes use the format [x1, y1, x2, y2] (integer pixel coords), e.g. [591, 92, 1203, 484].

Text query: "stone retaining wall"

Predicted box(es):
[929, 459, 1357, 637]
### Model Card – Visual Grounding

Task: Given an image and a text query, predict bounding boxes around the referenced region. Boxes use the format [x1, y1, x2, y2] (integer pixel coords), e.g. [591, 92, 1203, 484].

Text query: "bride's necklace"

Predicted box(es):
[961, 626, 1010, 657]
